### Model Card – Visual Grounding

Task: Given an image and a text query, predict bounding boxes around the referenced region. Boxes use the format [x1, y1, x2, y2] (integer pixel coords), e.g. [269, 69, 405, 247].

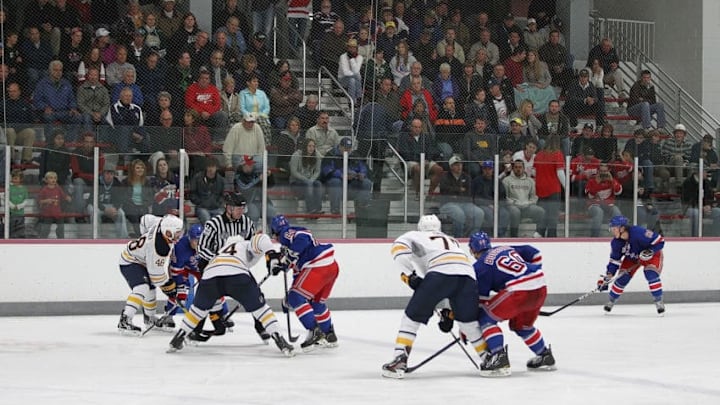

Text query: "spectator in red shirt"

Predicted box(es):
[400, 75, 437, 122]
[534, 135, 566, 237]
[185, 68, 229, 139]
[37, 171, 72, 239]
[585, 163, 623, 237]
[570, 145, 601, 199]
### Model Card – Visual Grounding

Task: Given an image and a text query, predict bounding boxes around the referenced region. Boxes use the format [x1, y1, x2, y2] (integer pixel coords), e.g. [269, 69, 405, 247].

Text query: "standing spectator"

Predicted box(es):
[185, 68, 229, 138]
[69, 133, 105, 217]
[587, 38, 626, 97]
[537, 99, 570, 155]
[534, 135, 566, 237]
[20, 26, 54, 92]
[397, 118, 445, 198]
[269, 72, 303, 130]
[1, 82, 37, 165]
[471, 160, 510, 236]
[223, 112, 266, 169]
[136, 51, 166, 109]
[658, 123, 692, 193]
[354, 102, 396, 196]
[105, 87, 147, 155]
[138, 11, 166, 58]
[39, 129, 71, 186]
[438, 155, 484, 237]
[121, 159, 154, 236]
[77, 67, 110, 131]
[156, 0, 183, 40]
[627, 70, 666, 131]
[181, 109, 213, 175]
[165, 51, 195, 109]
[189, 157, 225, 224]
[585, 163, 623, 237]
[320, 137, 372, 214]
[624, 129, 654, 195]
[58, 27, 87, 85]
[338, 38, 364, 104]
[251, 0, 276, 39]
[294, 94, 321, 130]
[681, 167, 720, 237]
[77, 47, 107, 86]
[305, 111, 341, 157]
[562, 69, 605, 128]
[32, 60, 83, 142]
[37, 171, 72, 239]
[289, 138, 324, 214]
[7, 170, 29, 238]
[690, 134, 720, 189]
[94, 162, 129, 239]
[167, 11, 199, 62]
[594, 124, 618, 163]
[502, 160, 545, 237]
[537, 30, 572, 92]
[287, 0, 312, 47]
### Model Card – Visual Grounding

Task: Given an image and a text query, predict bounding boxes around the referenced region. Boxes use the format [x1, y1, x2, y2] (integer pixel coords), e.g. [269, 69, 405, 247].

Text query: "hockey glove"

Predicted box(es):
[197, 258, 209, 272]
[161, 279, 177, 298]
[400, 272, 422, 290]
[438, 308, 455, 333]
[639, 249, 654, 261]
[271, 264, 289, 276]
[597, 274, 613, 291]
[265, 250, 285, 275]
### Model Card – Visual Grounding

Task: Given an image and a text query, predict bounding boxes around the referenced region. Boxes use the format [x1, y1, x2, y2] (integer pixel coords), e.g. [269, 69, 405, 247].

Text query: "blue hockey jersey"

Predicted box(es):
[276, 226, 335, 272]
[474, 245, 545, 300]
[170, 235, 199, 273]
[607, 225, 664, 273]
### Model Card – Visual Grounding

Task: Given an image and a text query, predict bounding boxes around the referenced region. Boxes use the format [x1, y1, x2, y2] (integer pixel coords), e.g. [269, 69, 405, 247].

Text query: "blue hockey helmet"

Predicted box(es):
[469, 232, 492, 253]
[271, 215, 290, 236]
[609, 215, 629, 228]
[188, 223, 204, 240]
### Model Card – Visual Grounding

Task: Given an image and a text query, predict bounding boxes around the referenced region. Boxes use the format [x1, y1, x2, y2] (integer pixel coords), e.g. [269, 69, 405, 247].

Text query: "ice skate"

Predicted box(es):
[324, 326, 338, 348]
[655, 300, 665, 316]
[167, 330, 187, 353]
[381, 348, 409, 379]
[255, 319, 271, 345]
[603, 300, 615, 313]
[144, 314, 175, 332]
[117, 312, 141, 336]
[271, 333, 295, 357]
[527, 345, 556, 371]
[480, 346, 511, 377]
[300, 326, 327, 352]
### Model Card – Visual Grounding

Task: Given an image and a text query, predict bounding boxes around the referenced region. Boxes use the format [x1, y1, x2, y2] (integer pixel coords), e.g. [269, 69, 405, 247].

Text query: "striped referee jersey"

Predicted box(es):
[197, 212, 256, 263]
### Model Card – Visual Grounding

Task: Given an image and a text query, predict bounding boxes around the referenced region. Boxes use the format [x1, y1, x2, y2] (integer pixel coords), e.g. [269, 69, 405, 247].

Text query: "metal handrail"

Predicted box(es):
[283, 18, 308, 96]
[317, 66, 355, 133]
[384, 141, 409, 223]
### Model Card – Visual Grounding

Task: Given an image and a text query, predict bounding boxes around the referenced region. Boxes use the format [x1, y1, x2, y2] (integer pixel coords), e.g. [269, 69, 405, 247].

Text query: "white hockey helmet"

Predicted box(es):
[417, 214, 442, 232]
[160, 215, 184, 243]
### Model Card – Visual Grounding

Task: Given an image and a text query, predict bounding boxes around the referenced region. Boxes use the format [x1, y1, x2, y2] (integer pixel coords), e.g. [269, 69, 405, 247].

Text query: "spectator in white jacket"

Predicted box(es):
[222, 112, 266, 169]
[338, 38, 364, 103]
[502, 159, 546, 237]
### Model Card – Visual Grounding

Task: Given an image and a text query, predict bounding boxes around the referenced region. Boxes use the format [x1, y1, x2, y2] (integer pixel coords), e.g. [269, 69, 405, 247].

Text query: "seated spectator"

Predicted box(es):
[487, 82, 515, 134]
[40, 129, 72, 186]
[220, 76, 242, 125]
[458, 61, 485, 109]
[37, 171, 72, 239]
[338, 38, 364, 104]
[320, 137, 372, 214]
[165, 51, 195, 108]
[658, 123, 693, 193]
[498, 117, 532, 157]
[305, 111, 341, 157]
[58, 27, 87, 85]
[294, 94, 321, 130]
[431, 63, 460, 107]
[94, 162, 129, 239]
[518, 50, 555, 114]
[537, 29, 572, 92]
[3, 30, 26, 89]
[463, 117, 497, 178]
[502, 46, 526, 90]
[146, 110, 183, 169]
[7, 169, 29, 238]
[121, 159, 154, 237]
[248, 31, 275, 75]
[167, 11, 200, 63]
[690, 134, 720, 189]
[189, 157, 225, 224]
[398, 61, 433, 95]
[402, 97, 437, 139]
[145, 91, 182, 128]
[397, 118, 445, 197]
[1, 82, 37, 165]
[468, 28, 500, 66]
[21, 27, 54, 91]
[502, 159, 545, 237]
[138, 11, 167, 58]
[32, 60, 83, 142]
[149, 157, 180, 216]
[471, 160, 510, 236]
[587, 38, 626, 98]
[106, 45, 135, 87]
[627, 70, 666, 131]
[215, 15, 247, 62]
[267, 59, 299, 91]
[234, 155, 277, 226]
[105, 87, 148, 155]
[111, 68, 144, 106]
[523, 18, 545, 52]
[400, 76, 438, 123]
[585, 163, 623, 237]
[571, 123, 597, 158]
[233, 53, 265, 93]
[681, 167, 720, 237]
[185, 67, 229, 140]
[464, 87, 497, 133]
[128, 28, 153, 67]
[186, 30, 213, 74]
[136, 52, 168, 115]
[223, 112, 266, 169]
[272, 117, 306, 175]
[363, 47, 393, 95]
[70, 133, 105, 217]
[77, 46, 107, 86]
[434, 96, 465, 156]
[611, 149, 636, 202]
[562, 69, 605, 128]
[439, 155, 484, 237]
[436, 26, 466, 63]
[182, 109, 213, 175]
[512, 139, 538, 179]
[269, 72, 303, 130]
[77, 67, 110, 131]
[570, 146, 601, 199]
[377, 20, 402, 63]
[239, 74, 272, 142]
[289, 138, 325, 214]
[509, 99, 542, 143]
[390, 39, 416, 87]
[594, 124, 618, 163]
[537, 99, 571, 155]
[206, 48, 232, 89]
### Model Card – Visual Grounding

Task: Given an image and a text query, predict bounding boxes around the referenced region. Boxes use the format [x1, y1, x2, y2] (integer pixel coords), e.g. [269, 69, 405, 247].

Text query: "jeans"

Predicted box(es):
[440, 202, 485, 237]
[588, 204, 621, 237]
[506, 204, 545, 237]
[478, 205, 510, 237]
[640, 159, 655, 191]
[686, 206, 720, 237]
[291, 179, 324, 213]
[72, 178, 90, 214]
[288, 17, 308, 48]
[537, 193, 562, 237]
[326, 177, 372, 214]
[196, 207, 224, 225]
[340, 74, 363, 101]
[253, 6, 275, 38]
[90, 204, 129, 238]
[627, 101, 666, 129]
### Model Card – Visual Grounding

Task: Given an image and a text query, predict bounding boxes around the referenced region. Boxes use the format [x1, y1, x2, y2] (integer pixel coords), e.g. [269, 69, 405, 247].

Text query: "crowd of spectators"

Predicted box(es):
[0, 0, 716, 239]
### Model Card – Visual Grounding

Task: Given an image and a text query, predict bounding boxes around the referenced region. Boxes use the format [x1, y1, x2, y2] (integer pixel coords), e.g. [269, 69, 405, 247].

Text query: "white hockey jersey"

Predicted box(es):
[119, 222, 174, 286]
[202, 233, 277, 280]
[391, 230, 475, 279]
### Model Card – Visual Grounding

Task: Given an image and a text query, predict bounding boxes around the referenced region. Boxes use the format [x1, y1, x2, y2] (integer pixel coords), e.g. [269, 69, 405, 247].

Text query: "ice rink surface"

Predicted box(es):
[1, 303, 719, 405]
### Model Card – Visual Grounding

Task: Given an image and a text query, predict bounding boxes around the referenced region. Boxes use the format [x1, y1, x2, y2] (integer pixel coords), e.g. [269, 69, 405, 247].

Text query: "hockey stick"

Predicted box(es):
[539, 275, 618, 316]
[283, 270, 300, 342]
[141, 302, 178, 337]
[434, 310, 479, 369]
[405, 336, 462, 374]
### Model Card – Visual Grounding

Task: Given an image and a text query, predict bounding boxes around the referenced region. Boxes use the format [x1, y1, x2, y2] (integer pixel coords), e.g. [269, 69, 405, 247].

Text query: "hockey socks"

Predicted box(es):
[515, 327, 546, 355]
[608, 271, 632, 302]
[480, 324, 504, 354]
[644, 269, 663, 301]
[252, 305, 282, 336]
[311, 302, 333, 334]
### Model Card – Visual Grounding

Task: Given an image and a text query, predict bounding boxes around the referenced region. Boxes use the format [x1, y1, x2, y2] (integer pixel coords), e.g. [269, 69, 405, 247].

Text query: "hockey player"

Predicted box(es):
[194, 192, 268, 341]
[381, 214, 487, 379]
[117, 215, 184, 335]
[168, 233, 295, 357]
[161, 223, 204, 325]
[601, 215, 666, 315]
[468, 232, 556, 377]
[270, 214, 340, 352]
